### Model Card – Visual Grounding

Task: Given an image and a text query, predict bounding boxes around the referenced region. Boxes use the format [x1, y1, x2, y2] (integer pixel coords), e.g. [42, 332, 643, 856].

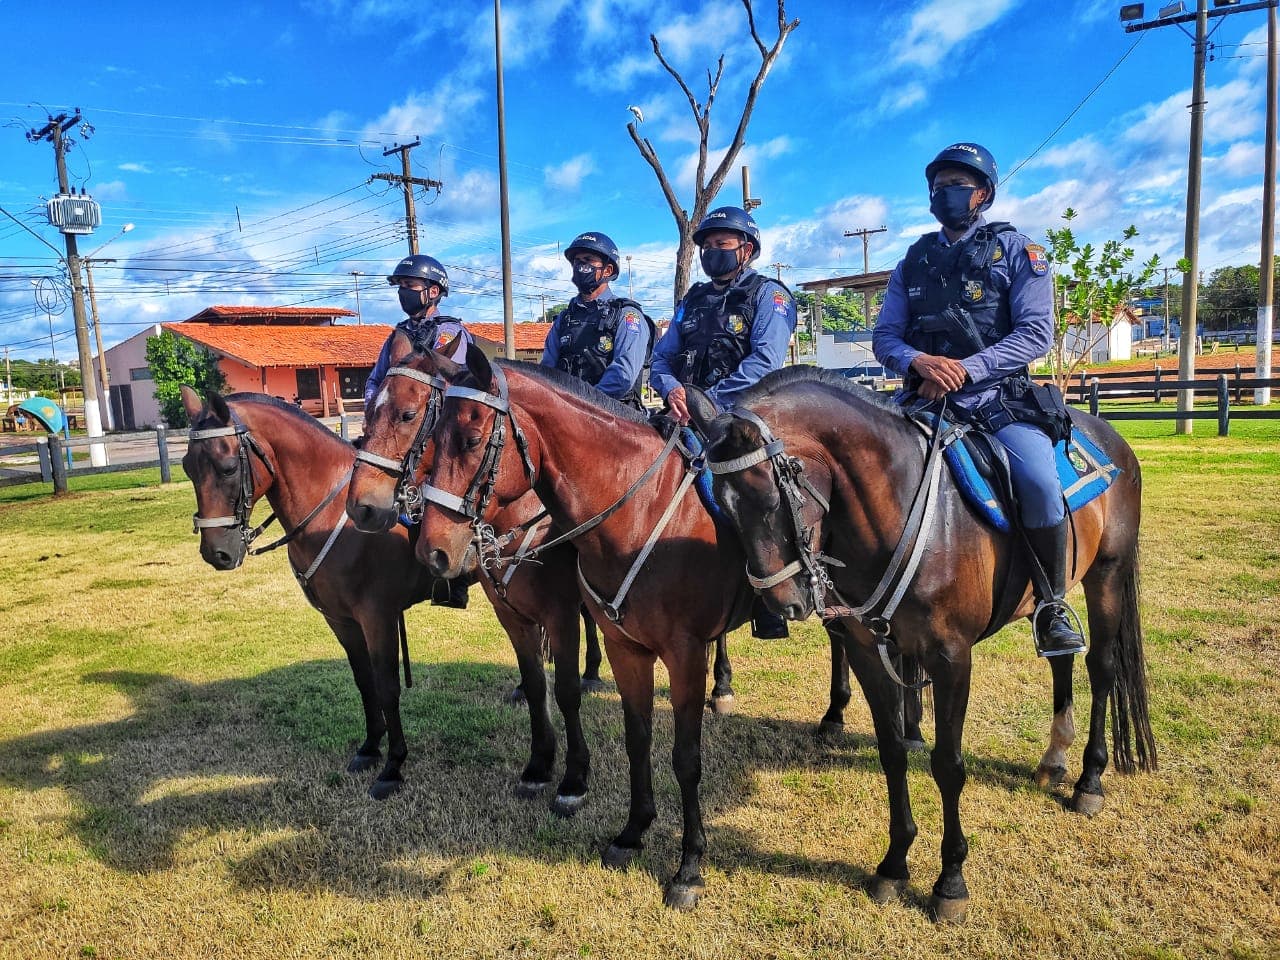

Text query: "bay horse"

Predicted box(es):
[686, 367, 1157, 922]
[416, 347, 861, 910]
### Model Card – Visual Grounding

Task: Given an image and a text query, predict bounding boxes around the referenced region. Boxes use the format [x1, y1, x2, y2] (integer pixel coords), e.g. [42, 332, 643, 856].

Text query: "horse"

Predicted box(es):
[685, 366, 1157, 922]
[345, 332, 601, 813]
[415, 347, 866, 910]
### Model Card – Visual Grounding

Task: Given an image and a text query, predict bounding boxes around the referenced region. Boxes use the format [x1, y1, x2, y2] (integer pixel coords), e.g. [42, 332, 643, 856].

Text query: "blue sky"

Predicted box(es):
[0, 0, 1275, 360]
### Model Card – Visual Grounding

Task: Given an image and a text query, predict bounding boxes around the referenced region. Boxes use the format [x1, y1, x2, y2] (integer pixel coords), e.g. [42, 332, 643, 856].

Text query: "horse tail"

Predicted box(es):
[399, 611, 413, 689]
[1109, 546, 1156, 774]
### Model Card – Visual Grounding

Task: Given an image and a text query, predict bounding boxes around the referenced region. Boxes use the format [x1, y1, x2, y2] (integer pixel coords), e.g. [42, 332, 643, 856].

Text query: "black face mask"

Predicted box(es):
[700, 246, 741, 279]
[930, 184, 980, 232]
[397, 286, 439, 316]
[572, 261, 605, 294]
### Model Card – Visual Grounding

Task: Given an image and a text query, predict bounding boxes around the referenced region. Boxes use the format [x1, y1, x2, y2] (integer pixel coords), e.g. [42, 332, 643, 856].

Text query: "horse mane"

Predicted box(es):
[495, 360, 651, 425]
[735, 365, 904, 418]
[218, 393, 352, 447]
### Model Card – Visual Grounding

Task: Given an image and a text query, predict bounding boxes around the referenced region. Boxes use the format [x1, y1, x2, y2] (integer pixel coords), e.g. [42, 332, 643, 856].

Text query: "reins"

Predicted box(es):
[352, 365, 447, 523]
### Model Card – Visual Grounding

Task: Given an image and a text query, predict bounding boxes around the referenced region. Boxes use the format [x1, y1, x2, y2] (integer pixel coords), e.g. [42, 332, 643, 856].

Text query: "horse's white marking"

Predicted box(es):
[1040, 705, 1076, 773]
[374, 385, 391, 412]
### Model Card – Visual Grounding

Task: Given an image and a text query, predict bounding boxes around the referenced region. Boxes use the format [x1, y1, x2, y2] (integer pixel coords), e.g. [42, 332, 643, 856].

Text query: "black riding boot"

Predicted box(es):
[751, 595, 789, 640]
[433, 577, 470, 610]
[1026, 520, 1086, 657]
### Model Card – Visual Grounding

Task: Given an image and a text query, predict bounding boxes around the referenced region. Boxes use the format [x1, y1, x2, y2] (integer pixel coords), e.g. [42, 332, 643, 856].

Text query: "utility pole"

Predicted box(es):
[371, 139, 442, 255]
[82, 258, 114, 429]
[844, 225, 887, 326]
[1162, 266, 1174, 355]
[3, 347, 10, 403]
[27, 111, 107, 463]
[1258, 2, 1277, 404]
[770, 262, 790, 282]
[495, 0, 516, 359]
[351, 271, 364, 324]
[741, 165, 761, 212]
[626, 254, 633, 298]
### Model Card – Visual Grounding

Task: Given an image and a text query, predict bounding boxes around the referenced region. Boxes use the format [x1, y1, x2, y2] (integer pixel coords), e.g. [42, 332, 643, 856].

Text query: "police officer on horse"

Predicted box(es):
[651, 205, 799, 639]
[363, 252, 474, 609]
[541, 231, 655, 409]
[872, 142, 1085, 657]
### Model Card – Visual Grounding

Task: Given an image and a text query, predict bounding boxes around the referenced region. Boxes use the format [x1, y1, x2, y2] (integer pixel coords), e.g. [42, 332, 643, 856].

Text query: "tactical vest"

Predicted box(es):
[901, 223, 1016, 376]
[554, 297, 655, 407]
[397, 315, 466, 356]
[674, 271, 786, 391]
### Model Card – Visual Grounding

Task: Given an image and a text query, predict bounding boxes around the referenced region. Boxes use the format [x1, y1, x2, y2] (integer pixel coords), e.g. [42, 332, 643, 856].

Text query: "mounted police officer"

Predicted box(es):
[872, 142, 1084, 657]
[651, 205, 798, 639]
[540, 231, 655, 409]
[363, 252, 473, 609]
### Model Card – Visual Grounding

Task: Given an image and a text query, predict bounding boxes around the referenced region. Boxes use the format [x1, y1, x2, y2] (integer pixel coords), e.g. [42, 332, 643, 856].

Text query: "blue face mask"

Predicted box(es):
[397, 285, 439, 316]
[930, 184, 980, 231]
[572, 260, 603, 294]
[700, 246, 741, 279]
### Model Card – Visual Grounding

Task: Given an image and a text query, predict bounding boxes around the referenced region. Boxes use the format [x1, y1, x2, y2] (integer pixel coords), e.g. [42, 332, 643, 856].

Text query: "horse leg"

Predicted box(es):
[708, 633, 734, 715]
[901, 655, 927, 751]
[548, 603, 591, 817]
[663, 641, 710, 911]
[843, 635, 917, 905]
[366, 616, 409, 801]
[601, 640, 657, 872]
[923, 646, 974, 923]
[580, 606, 608, 694]
[1034, 654, 1076, 791]
[816, 623, 851, 739]
[326, 615, 385, 773]
[495, 606, 556, 797]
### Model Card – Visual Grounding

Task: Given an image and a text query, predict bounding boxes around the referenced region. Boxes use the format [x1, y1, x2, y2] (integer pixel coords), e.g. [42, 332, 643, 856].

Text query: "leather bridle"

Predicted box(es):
[188, 414, 278, 548]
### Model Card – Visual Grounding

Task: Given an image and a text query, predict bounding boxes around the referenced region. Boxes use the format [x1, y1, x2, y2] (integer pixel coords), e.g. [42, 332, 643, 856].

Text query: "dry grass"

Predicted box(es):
[0, 434, 1277, 960]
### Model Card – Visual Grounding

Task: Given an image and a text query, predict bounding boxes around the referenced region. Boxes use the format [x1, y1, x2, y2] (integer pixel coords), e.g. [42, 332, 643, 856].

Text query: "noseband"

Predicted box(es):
[352, 366, 448, 523]
[188, 414, 278, 547]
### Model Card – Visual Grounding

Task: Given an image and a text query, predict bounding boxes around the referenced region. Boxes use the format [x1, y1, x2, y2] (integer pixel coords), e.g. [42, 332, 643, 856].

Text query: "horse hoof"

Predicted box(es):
[368, 777, 403, 801]
[928, 895, 969, 924]
[551, 792, 587, 818]
[868, 874, 907, 905]
[903, 738, 927, 753]
[346, 752, 381, 774]
[602, 844, 640, 871]
[663, 880, 704, 911]
[709, 694, 735, 716]
[1071, 788, 1105, 817]
[815, 720, 845, 742]
[503, 686, 528, 707]
[580, 677, 610, 695]
[1034, 763, 1068, 791]
[515, 779, 551, 800]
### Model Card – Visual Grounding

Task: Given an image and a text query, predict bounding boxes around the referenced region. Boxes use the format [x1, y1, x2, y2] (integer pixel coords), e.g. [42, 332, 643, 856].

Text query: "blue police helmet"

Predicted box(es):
[386, 254, 450, 296]
[925, 142, 999, 204]
[564, 232, 621, 277]
[692, 206, 762, 261]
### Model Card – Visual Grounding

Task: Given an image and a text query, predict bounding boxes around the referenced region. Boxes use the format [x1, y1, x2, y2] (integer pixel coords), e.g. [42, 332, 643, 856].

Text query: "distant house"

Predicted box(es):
[1061, 306, 1137, 365]
[814, 329, 884, 379]
[102, 305, 382, 429]
[463, 322, 552, 363]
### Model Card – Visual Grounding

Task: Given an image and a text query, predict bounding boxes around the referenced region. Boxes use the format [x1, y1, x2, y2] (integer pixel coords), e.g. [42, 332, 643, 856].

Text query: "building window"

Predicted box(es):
[295, 368, 321, 401]
[339, 367, 372, 400]
[129, 367, 153, 381]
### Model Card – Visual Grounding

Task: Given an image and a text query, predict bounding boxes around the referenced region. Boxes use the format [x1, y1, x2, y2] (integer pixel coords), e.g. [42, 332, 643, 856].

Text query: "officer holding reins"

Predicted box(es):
[651, 205, 798, 639]
[363, 252, 474, 610]
[872, 142, 1084, 657]
[541, 231, 654, 409]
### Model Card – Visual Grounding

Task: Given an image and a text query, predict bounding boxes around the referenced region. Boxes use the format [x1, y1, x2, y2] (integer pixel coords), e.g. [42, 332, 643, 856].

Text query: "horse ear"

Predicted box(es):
[390, 328, 415, 364]
[465, 341, 495, 390]
[180, 385, 205, 422]
[685, 387, 720, 434]
[207, 391, 232, 424]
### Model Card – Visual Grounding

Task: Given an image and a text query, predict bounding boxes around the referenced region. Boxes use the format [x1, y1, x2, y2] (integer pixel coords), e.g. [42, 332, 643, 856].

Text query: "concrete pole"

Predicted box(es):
[1176, 0, 1208, 435]
[1257, 3, 1277, 405]
[495, 0, 516, 359]
[83, 259, 114, 430]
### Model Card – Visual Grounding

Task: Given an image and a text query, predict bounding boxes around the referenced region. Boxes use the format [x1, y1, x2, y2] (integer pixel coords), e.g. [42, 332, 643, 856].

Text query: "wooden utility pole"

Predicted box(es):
[844, 225, 887, 326]
[1258, 3, 1277, 404]
[741, 165, 761, 212]
[351, 271, 364, 324]
[83, 258, 114, 429]
[770, 261, 790, 282]
[372, 139, 441, 254]
[495, 0, 516, 359]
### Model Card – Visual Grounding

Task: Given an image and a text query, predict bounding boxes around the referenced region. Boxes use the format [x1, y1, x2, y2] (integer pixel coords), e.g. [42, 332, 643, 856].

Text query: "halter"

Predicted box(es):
[188, 413, 278, 548]
[352, 365, 448, 523]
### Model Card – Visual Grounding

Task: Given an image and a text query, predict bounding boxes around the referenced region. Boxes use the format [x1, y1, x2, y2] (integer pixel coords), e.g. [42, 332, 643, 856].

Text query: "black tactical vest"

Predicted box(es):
[675, 271, 786, 391]
[396, 314, 464, 353]
[901, 223, 1016, 366]
[554, 296, 655, 407]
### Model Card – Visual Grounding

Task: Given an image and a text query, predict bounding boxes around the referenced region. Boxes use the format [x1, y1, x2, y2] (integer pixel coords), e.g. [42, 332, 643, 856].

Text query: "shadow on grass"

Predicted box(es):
[0, 659, 1043, 904]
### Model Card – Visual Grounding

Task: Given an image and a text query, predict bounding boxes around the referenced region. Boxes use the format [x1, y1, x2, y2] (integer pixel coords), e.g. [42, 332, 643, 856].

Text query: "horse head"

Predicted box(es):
[689, 386, 824, 622]
[419, 343, 535, 579]
[181, 385, 274, 571]
[348, 330, 459, 533]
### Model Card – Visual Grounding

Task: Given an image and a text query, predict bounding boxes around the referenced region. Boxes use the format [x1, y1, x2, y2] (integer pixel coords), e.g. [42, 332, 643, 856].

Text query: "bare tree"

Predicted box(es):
[627, 0, 799, 305]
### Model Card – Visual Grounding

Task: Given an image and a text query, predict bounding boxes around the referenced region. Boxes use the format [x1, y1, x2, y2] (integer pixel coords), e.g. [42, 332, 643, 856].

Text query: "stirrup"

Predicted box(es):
[1031, 599, 1086, 658]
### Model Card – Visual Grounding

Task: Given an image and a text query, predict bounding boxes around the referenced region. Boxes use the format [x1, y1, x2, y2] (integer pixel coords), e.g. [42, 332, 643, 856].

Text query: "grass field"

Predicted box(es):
[0, 426, 1277, 959]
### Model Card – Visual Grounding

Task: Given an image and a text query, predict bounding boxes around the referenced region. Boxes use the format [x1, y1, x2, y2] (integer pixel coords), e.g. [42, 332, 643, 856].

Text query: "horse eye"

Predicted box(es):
[217, 463, 238, 478]
[465, 436, 483, 451]
[400, 408, 417, 423]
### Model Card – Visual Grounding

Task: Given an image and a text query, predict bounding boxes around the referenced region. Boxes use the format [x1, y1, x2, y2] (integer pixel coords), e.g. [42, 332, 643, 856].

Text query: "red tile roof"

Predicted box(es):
[165, 322, 392, 368]
[182, 305, 357, 324]
[464, 322, 551, 352]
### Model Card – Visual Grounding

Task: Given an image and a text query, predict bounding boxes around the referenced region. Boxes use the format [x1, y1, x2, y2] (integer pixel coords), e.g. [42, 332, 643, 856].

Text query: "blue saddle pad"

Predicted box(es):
[680, 428, 724, 522]
[943, 424, 1121, 533]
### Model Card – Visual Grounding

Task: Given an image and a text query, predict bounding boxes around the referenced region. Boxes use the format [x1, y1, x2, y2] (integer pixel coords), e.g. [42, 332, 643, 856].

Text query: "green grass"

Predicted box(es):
[0, 438, 1277, 959]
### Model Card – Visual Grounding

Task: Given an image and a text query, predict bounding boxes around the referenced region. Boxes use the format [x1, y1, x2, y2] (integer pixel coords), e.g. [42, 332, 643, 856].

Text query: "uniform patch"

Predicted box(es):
[1025, 243, 1049, 276]
[992, 244, 1003, 263]
[728, 314, 746, 334]
[433, 332, 453, 350]
[963, 280, 984, 302]
[622, 310, 641, 329]
[772, 291, 786, 305]
[598, 335, 614, 353]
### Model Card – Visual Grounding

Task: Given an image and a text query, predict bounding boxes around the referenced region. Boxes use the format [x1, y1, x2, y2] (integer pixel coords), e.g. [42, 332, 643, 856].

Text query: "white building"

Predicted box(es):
[814, 329, 885, 379]
[1061, 307, 1137, 365]
[102, 324, 164, 429]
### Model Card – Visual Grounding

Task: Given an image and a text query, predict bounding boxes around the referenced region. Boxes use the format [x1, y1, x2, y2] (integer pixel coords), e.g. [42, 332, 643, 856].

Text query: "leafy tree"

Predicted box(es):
[1045, 209, 1159, 388]
[1200, 264, 1259, 334]
[794, 291, 867, 332]
[145, 331, 227, 427]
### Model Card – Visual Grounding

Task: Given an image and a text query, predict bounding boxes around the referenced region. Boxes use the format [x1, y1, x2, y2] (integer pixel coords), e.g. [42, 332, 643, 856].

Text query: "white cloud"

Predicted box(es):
[877, 82, 927, 117]
[1219, 141, 1264, 178]
[674, 135, 795, 194]
[215, 74, 262, 88]
[544, 154, 597, 193]
[118, 162, 151, 174]
[893, 0, 1018, 70]
[92, 180, 129, 201]
[360, 83, 484, 143]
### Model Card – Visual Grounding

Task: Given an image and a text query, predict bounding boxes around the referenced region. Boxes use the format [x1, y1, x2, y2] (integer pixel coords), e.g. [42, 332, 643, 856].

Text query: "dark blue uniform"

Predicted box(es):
[364, 315, 472, 408]
[540, 288, 654, 407]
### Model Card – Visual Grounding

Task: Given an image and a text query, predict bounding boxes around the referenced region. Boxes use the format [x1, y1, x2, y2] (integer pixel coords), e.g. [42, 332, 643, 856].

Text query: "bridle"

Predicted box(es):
[188, 413, 278, 548]
[352, 365, 448, 523]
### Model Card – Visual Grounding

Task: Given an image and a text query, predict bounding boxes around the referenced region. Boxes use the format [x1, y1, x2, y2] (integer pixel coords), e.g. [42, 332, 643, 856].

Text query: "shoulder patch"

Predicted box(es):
[621, 310, 642, 329]
[1024, 243, 1049, 276]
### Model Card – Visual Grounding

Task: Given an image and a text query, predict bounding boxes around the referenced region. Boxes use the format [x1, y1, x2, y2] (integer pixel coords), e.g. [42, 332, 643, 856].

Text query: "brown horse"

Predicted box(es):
[416, 347, 868, 910]
[686, 367, 1157, 922]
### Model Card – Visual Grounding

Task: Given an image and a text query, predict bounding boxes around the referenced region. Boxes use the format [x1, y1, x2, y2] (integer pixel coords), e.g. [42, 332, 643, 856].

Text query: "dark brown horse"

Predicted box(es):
[417, 348, 867, 910]
[687, 367, 1157, 921]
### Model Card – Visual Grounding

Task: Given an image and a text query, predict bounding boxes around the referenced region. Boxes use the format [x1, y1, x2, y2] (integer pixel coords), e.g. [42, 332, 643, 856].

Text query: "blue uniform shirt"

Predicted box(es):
[650, 267, 797, 410]
[873, 218, 1054, 413]
[364, 314, 472, 407]
[540, 286, 651, 400]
